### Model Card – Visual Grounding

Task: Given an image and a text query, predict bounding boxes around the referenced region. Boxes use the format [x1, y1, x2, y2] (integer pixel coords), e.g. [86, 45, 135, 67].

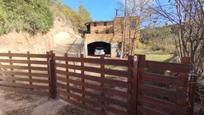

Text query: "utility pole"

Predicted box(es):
[120, 0, 127, 59]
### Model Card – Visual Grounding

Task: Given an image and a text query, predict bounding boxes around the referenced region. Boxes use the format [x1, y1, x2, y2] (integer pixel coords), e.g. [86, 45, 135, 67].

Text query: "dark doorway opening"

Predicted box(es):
[88, 41, 111, 56]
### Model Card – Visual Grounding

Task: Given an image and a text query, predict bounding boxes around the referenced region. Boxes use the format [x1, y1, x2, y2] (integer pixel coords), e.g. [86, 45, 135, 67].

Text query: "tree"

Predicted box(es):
[77, 5, 92, 30]
[118, 0, 153, 57]
[152, 0, 204, 76]
[56, 3, 91, 31]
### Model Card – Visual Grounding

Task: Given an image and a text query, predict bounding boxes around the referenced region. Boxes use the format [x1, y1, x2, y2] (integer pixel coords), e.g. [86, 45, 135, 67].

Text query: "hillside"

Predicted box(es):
[0, 0, 91, 56]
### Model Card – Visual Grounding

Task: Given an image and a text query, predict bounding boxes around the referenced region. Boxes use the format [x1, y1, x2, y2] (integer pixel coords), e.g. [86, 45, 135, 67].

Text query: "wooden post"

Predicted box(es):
[175, 57, 190, 115]
[137, 55, 145, 115]
[27, 51, 32, 86]
[128, 56, 137, 115]
[8, 51, 15, 83]
[181, 57, 194, 115]
[189, 72, 197, 115]
[100, 55, 105, 113]
[48, 51, 57, 98]
[65, 53, 70, 100]
[81, 54, 85, 105]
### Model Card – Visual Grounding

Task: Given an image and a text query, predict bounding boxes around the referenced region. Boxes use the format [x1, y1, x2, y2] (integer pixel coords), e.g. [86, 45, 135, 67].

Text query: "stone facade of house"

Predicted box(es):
[84, 16, 140, 57]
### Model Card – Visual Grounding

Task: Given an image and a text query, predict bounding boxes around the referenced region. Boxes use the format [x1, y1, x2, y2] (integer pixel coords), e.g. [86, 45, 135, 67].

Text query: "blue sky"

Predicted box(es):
[62, 0, 120, 21]
[62, 0, 171, 27]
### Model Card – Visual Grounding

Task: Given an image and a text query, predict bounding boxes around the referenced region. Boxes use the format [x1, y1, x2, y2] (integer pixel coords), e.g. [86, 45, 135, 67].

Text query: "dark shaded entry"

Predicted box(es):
[88, 41, 111, 56]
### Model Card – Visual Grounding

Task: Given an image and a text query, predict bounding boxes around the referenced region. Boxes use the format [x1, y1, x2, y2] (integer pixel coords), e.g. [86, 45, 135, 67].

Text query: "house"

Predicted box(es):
[83, 16, 140, 57]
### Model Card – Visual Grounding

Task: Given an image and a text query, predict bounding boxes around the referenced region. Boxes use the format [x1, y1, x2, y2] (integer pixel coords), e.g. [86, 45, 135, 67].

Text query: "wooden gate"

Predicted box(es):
[0, 51, 193, 115]
[137, 55, 191, 115]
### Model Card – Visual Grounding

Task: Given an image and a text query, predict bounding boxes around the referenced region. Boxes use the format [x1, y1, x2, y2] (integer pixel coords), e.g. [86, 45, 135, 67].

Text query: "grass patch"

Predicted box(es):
[135, 49, 173, 62]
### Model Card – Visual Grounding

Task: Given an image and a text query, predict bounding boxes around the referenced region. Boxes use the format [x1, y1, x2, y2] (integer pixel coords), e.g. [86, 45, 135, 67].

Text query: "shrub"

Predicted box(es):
[0, 0, 53, 35]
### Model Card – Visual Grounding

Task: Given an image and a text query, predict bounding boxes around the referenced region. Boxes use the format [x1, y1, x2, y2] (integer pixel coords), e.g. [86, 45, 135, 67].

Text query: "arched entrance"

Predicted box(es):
[88, 41, 111, 56]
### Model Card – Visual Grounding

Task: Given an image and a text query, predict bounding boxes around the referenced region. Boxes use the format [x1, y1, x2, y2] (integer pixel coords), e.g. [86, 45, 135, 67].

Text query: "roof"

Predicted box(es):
[85, 20, 113, 25]
[85, 16, 140, 25]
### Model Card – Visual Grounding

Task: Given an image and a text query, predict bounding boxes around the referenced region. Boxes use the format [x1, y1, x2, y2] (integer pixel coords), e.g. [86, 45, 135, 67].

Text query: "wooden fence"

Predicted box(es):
[0, 51, 193, 115]
[0, 51, 50, 91]
[137, 56, 191, 115]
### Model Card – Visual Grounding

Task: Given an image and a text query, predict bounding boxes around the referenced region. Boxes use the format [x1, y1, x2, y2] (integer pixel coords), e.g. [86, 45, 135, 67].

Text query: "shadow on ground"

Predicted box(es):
[0, 86, 91, 115]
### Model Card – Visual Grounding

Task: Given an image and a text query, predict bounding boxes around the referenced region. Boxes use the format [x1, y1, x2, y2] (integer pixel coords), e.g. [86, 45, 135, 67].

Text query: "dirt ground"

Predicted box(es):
[0, 86, 91, 115]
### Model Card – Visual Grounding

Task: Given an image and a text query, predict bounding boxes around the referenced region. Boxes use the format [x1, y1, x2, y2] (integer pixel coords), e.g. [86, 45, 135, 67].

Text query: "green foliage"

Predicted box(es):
[141, 26, 176, 53]
[57, 3, 92, 30]
[0, 0, 53, 35]
[77, 5, 92, 30]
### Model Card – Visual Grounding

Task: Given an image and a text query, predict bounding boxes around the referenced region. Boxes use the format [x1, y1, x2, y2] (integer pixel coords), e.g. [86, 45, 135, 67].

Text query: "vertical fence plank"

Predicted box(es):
[181, 57, 193, 115]
[128, 56, 137, 115]
[65, 53, 70, 100]
[81, 54, 85, 105]
[100, 55, 105, 113]
[189, 73, 197, 115]
[137, 55, 145, 115]
[8, 51, 15, 83]
[175, 57, 190, 115]
[27, 51, 32, 85]
[48, 51, 57, 98]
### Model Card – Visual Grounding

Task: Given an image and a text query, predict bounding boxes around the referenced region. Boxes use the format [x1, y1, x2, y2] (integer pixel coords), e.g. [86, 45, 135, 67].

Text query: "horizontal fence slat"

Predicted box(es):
[0, 65, 48, 71]
[84, 89, 128, 107]
[57, 76, 129, 98]
[143, 84, 176, 99]
[55, 56, 128, 66]
[142, 96, 178, 113]
[59, 94, 103, 115]
[143, 106, 167, 115]
[145, 61, 190, 73]
[83, 58, 128, 66]
[143, 72, 176, 85]
[56, 64, 129, 78]
[6, 77, 49, 83]
[0, 82, 49, 89]
[57, 83, 82, 94]
[58, 88, 103, 108]
[57, 78, 128, 107]
[56, 69, 129, 88]
[55, 56, 81, 62]
[0, 59, 47, 64]
[105, 106, 129, 115]
[0, 71, 48, 78]
[0, 53, 48, 58]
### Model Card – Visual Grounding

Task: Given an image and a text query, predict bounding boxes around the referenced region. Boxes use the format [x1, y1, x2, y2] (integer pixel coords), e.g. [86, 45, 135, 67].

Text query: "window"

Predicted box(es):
[106, 30, 109, 34]
[95, 30, 99, 34]
[93, 22, 97, 26]
[130, 19, 136, 29]
[104, 22, 107, 26]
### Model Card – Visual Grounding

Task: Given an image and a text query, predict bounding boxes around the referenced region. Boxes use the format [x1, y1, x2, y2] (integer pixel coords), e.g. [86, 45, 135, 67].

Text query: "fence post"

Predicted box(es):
[128, 56, 137, 115]
[100, 55, 105, 113]
[175, 57, 190, 115]
[65, 53, 70, 100]
[48, 51, 57, 99]
[8, 51, 15, 83]
[182, 57, 192, 115]
[27, 51, 32, 86]
[81, 54, 85, 105]
[137, 55, 145, 115]
[189, 73, 197, 115]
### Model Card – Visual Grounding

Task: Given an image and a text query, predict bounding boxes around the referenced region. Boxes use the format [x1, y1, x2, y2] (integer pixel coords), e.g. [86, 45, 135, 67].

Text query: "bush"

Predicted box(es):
[141, 26, 176, 53]
[0, 0, 53, 35]
[56, 3, 92, 31]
